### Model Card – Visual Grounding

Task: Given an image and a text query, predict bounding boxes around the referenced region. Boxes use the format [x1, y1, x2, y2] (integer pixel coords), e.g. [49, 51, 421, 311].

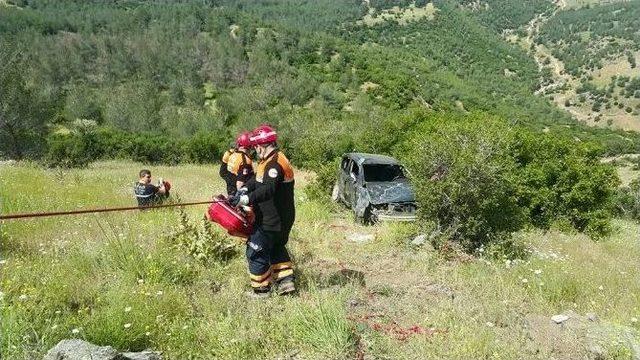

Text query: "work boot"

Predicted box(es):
[245, 287, 271, 299]
[277, 279, 296, 296]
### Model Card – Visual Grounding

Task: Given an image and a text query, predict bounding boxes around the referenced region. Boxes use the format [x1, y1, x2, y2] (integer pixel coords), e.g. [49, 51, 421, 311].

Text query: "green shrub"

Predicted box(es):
[512, 133, 618, 237]
[43, 134, 92, 168]
[400, 112, 619, 251]
[304, 158, 340, 202]
[401, 112, 524, 251]
[182, 132, 226, 164]
[613, 178, 640, 220]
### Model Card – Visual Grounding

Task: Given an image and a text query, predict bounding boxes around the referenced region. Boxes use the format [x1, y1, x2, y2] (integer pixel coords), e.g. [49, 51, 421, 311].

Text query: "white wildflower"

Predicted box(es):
[156, 291, 163, 296]
[137, 279, 144, 284]
[182, 325, 189, 330]
[632, 317, 638, 323]
[124, 323, 132, 329]
[534, 269, 542, 275]
[145, 332, 151, 336]
[18, 294, 28, 301]
[598, 285, 604, 291]
[51, 324, 58, 330]
[521, 278, 528, 284]
[71, 328, 80, 334]
[0, 260, 6, 265]
[124, 306, 132, 313]
[486, 322, 495, 327]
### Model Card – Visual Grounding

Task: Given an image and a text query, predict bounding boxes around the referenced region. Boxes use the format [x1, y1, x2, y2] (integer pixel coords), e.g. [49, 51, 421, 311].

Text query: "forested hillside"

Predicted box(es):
[2, 0, 639, 166]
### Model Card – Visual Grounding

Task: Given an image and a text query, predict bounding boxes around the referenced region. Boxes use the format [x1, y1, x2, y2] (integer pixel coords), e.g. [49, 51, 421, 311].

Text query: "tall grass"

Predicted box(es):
[1, 161, 639, 359]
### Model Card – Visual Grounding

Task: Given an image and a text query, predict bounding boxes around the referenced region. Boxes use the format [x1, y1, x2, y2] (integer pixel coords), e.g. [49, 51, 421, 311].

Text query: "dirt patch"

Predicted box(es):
[358, 3, 437, 26]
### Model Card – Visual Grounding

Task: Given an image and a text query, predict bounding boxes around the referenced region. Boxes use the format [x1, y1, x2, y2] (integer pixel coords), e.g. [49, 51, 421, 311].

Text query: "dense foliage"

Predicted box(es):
[2, 0, 639, 166]
[401, 112, 618, 249]
[538, 2, 640, 76]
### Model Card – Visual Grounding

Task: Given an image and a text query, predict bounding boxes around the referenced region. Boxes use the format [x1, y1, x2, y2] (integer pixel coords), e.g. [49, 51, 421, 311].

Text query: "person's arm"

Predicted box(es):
[248, 164, 281, 204]
[235, 163, 253, 190]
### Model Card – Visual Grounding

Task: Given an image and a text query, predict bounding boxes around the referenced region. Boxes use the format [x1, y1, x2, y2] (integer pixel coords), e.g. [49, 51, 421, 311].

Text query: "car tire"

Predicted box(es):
[355, 205, 372, 225]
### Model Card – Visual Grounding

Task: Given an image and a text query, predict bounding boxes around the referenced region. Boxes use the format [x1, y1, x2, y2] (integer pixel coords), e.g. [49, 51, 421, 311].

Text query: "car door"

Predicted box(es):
[344, 160, 359, 208]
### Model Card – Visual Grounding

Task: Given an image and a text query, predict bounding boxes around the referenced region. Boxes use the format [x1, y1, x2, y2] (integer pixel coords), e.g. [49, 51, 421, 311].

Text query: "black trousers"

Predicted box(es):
[246, 226, 294, 292]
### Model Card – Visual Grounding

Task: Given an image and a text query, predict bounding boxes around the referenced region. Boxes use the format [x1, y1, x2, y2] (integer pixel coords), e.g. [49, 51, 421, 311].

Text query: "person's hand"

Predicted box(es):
[237, 187, 248, 196]
[229, 194, 249, 207]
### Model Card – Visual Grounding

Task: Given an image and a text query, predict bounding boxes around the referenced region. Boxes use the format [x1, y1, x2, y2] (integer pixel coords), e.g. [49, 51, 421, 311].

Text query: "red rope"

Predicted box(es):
[0, 200, 221, 220]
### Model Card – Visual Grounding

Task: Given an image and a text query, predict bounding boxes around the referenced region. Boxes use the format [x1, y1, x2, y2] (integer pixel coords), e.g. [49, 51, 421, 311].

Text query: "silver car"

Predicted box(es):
[332, 152, 417, 224]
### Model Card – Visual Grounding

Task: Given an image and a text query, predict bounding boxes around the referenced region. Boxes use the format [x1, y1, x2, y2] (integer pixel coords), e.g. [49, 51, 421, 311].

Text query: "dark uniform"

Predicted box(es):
[244, 149, 295, 293]
[219, 148, 236, 195]
[134, 183, 163, 207]
[226, 150, 253, 189]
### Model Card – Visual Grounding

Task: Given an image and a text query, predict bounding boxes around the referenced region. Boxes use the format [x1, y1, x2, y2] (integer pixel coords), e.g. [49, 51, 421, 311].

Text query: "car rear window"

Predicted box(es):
[363, 164, 405, 182]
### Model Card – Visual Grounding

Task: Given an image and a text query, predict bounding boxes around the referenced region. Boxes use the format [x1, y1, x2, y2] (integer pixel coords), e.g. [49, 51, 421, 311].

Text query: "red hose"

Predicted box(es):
[0, 200, 221, 220]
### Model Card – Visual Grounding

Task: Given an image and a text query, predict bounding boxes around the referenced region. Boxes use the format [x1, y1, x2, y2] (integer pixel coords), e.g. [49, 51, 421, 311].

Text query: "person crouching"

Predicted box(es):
[134, 169, 169, 207]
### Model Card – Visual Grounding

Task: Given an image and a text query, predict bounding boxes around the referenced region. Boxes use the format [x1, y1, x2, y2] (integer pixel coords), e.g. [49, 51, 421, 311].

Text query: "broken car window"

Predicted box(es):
[363, 164, 405, 182]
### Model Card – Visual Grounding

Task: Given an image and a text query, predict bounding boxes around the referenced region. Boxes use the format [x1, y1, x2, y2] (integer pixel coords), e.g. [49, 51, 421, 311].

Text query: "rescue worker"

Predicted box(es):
[226, 132, 254, 193]
[134, 169, 169, 207]
[229, 124, 296, 297]
[219, 142, 236, 195]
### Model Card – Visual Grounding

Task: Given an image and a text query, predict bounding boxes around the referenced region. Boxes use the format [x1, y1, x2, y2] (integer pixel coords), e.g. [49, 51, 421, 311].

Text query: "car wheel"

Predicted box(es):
[355, 205, 373, 225]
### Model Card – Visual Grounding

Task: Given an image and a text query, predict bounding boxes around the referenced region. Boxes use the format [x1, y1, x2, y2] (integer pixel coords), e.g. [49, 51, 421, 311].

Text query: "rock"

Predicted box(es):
[551, 314, 570, 324]
[43, 340, 119, 360]
[43, 339, 162, 360]
[347, 233, 374, 243]
[411, 234, 427, 246]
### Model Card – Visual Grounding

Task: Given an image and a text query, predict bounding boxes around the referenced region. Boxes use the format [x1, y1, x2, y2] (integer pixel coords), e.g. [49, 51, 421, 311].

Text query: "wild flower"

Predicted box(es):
[124, 323, 132, 329]
[71, 328, 80, 334]
[156, 291, 163, 296]
[631, 317, 638, 323]
[521, 278, 528, 283]
[124, 306, 132, 312]
[18, 294, 28, 301]
[51, 325, 58, 330]
[534, 269, 542, 275]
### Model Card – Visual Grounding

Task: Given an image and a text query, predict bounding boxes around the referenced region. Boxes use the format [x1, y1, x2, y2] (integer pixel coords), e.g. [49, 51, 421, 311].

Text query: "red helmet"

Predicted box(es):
[250, 124, 277, 146]
[236, 131, 252, 148]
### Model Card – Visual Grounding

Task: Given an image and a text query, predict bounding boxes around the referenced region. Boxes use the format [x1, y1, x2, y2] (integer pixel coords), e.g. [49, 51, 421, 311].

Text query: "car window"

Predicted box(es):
[363, 164, 404, 182]
[341, 157, 350, 173]
[350, 161, 359, 177]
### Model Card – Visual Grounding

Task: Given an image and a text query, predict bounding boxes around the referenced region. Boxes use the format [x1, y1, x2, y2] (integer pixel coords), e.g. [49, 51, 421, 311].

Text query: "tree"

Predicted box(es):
[0, 48, 54, 159]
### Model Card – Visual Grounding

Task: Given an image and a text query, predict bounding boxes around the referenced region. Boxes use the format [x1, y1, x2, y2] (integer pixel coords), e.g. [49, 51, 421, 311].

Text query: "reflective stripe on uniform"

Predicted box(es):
[250, 269, 272, 287]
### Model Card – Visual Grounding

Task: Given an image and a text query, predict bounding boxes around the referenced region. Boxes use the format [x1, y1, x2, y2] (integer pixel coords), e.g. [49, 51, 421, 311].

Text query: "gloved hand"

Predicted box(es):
[229, 194, 249, 207]
[236, 187, 248, 196]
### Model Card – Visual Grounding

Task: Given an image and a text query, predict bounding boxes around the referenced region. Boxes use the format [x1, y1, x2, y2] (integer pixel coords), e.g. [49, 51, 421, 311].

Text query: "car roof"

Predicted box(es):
[344, 152, 401, 165]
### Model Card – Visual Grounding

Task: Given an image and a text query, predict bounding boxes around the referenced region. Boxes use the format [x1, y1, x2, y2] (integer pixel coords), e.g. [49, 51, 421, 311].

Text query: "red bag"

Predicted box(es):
[206, 195, 253, 238]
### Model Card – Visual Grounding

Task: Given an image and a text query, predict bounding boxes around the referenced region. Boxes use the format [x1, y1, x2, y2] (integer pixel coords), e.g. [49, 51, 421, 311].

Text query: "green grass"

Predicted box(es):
[2, 161, 640, 359]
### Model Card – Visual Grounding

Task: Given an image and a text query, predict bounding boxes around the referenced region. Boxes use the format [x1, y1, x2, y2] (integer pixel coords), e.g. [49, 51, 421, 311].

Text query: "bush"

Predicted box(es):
[400, 112, 619, 251]
[613, 178, 640, 220]
[304, 158, 340, 202]
[43, 133, 92, 168]
[401, 112, 524, 251]
[512, 133, 618, 237]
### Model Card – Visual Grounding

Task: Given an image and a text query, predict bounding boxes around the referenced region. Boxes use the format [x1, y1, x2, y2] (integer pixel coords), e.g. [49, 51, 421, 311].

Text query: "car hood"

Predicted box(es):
[365, 181, 415, 205]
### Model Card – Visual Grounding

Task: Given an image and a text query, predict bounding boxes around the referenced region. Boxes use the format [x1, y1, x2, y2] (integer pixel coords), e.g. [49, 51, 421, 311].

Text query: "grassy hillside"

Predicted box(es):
[2, 161, 640, 359]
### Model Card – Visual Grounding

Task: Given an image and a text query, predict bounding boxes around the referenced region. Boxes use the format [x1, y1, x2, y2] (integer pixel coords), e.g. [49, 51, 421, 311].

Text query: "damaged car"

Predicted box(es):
[332, 153, 417, 224]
